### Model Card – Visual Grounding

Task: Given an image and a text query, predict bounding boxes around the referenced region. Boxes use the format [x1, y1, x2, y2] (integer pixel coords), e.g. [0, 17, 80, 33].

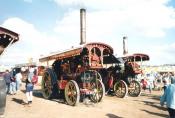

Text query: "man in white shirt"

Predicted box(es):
[15, 71, 22, 92]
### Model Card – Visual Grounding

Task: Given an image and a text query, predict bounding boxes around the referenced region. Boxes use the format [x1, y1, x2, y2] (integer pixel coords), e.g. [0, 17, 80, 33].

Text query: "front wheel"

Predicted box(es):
[128, 80, 141, 97]
[114, 80, 128, 98]
[64, 80, 80, 106]
[90, 79, 105, 103]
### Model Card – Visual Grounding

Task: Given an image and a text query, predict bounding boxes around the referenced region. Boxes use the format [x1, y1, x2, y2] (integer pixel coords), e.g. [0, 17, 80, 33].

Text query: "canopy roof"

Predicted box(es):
[39, 42, 113, 62]
[0, 27, 19, 55]
[121, 53, 150, 62]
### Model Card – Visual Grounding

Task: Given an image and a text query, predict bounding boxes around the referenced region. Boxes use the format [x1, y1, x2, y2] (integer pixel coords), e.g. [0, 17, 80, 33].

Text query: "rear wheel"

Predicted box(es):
[128, 80, 141, 97]
[64, 80, 80, 106]
[41, 71, 53, 99]
[114, 80, 128, 98]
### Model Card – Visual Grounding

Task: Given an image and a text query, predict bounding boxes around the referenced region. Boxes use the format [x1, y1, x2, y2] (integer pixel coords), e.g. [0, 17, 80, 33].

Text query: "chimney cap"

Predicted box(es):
[123, 36, 128, 39]
[80, 8, 86, 11]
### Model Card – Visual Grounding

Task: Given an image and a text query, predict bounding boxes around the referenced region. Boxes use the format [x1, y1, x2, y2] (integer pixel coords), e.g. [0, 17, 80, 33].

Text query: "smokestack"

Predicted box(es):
[80, 8, 86, 45]
[123, 36, 128, 55]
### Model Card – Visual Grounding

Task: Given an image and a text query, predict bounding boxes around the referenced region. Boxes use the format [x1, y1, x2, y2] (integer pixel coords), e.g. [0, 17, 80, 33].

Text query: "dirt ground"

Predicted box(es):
[4, 83, 168, 118]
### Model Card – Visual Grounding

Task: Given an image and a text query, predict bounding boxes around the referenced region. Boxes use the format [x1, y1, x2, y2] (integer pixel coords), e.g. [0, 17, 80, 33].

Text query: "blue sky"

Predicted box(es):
[0, 0, 175, 66]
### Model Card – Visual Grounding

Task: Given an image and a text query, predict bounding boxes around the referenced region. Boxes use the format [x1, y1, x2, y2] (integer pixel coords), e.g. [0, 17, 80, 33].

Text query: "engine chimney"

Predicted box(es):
[123, 36, 128, 55]
[80, 8, 86, 45]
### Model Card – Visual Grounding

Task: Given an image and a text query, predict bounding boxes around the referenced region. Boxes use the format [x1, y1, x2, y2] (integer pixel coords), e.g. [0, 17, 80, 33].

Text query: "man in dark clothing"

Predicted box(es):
[3, 70, 11, 94]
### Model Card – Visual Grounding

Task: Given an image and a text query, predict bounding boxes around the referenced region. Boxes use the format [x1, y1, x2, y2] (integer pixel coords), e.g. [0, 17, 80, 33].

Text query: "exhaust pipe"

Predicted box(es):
[80, 8, 86, 45]
[123, 36, 128, 55]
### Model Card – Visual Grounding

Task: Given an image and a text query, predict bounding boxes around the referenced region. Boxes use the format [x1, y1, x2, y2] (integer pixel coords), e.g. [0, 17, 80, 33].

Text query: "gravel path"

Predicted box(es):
[4, 83, 168, 118]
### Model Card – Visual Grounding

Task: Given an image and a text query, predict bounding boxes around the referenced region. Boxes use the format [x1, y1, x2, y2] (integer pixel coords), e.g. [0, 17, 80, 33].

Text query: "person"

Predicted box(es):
[170, 72, 175, 84]
[147, 74, 154, 93]
[3, 70, 11, 94]
[25, 67, 35, 106]
[141, 78, 147, 92]
[160, 78, 175, 118]
[9, 70, 16, 95]
[162, 73, 170, 92]
[15, 70, 22, 92]
[105, 72, 114, 95]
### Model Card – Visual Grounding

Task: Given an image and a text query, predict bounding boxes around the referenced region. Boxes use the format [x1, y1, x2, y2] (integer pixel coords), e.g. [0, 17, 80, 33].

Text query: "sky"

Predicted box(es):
[0, 0, 175, 66]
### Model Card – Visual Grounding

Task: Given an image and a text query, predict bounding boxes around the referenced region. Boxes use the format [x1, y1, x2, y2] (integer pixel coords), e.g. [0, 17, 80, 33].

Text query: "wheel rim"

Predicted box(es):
[128, 80, 141, 97]
[90, 79, 105, 103]
[65, 80, 80, 106]
[114, 80, 128, 98]
[42, 72, 52, 99]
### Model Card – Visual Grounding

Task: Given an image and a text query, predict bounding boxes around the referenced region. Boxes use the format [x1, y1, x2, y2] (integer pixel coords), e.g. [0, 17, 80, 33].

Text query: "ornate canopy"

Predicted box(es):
[0, 27, 19, 55]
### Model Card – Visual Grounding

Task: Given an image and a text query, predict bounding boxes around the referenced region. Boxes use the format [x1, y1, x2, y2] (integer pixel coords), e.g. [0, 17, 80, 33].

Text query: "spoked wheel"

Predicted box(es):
[41, 71, 53, 99]
[90, 79, 105, 103]
[64, 80, 80, 106]
[128, 80, 141, 97]
[114, 80, 128, 98]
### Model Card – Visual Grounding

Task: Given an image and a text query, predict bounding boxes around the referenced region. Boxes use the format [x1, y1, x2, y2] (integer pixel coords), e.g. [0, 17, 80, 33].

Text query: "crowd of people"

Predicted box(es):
[138, 72, 175, 118]
[139, 72, 175, 93]
[3, 69, 22, 95]
[3, 66, 38, 106]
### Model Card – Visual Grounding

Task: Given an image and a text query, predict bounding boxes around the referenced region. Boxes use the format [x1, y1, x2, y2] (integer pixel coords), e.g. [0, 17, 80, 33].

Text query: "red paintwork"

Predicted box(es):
[58, 80, 68, 90]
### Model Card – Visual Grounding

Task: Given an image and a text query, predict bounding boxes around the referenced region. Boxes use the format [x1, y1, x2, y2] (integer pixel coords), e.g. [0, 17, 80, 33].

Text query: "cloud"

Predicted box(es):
[52, 0, 175, 65]
[0, 17, 66, 65]
[142, 42, 175, 65]
[54, 10, 80, 45]
[53, 0, 175, 38]
[1, 0, 175, 66]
